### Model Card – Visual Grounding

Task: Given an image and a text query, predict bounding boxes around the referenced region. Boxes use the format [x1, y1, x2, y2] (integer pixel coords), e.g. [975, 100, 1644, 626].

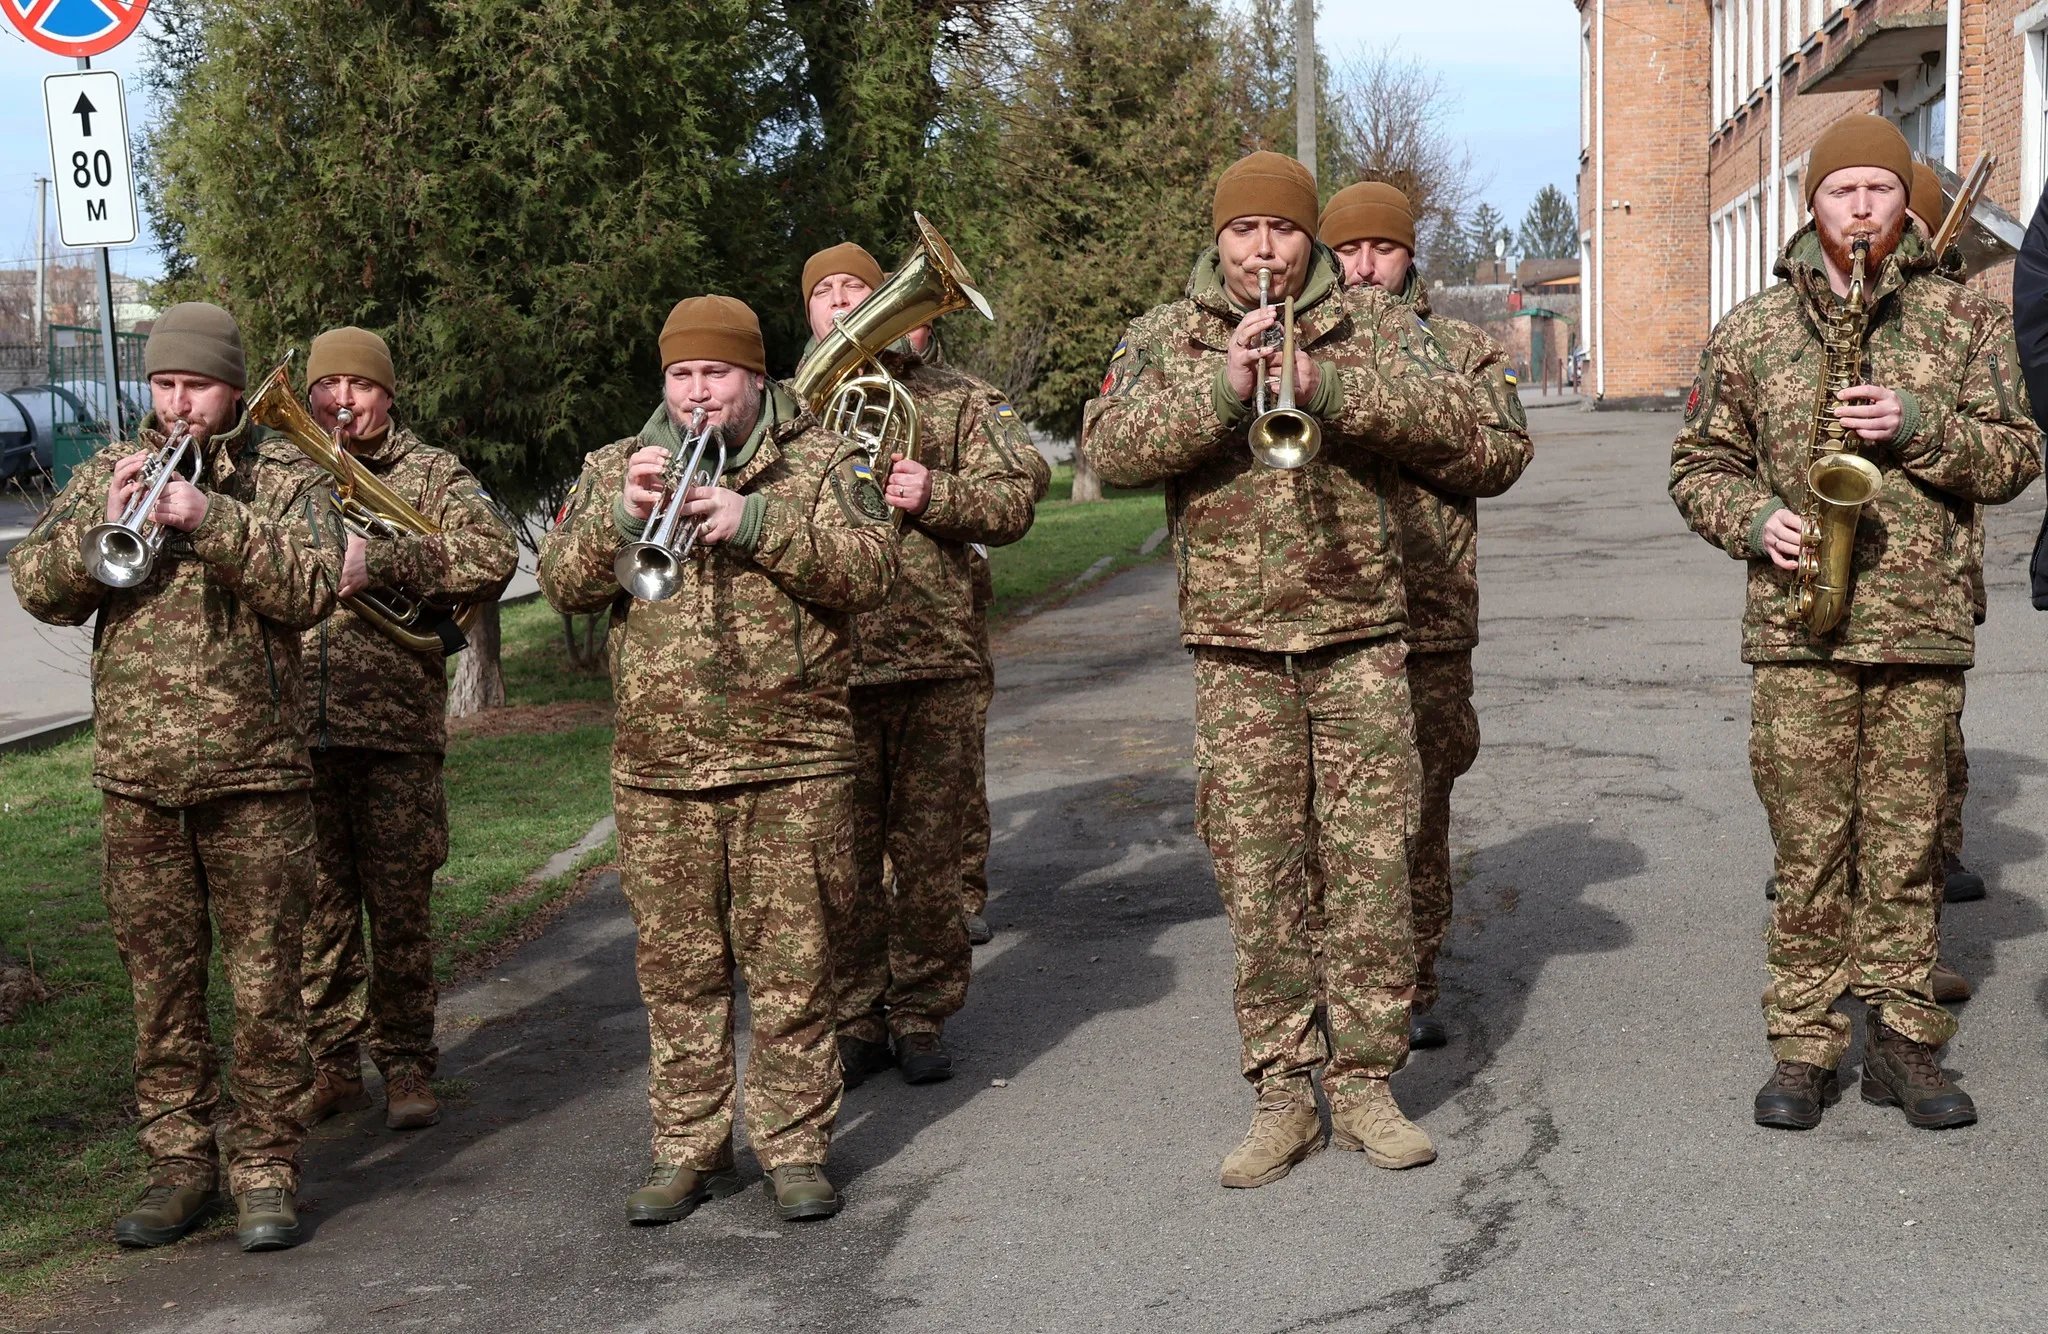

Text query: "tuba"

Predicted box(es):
[249, 356, 481, 655]
[83, 420, 196, 588]
[1246, 266, 1322, 470]
[791, 214, 994, 492]
[1797, 237, 1883, 635]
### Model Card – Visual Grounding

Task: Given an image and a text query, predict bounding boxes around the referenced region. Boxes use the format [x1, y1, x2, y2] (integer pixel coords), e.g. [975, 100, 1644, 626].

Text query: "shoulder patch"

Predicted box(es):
[1683, 348, 1716, 427]
[553, 480, 579, 527]
[829, 454, 894, 527]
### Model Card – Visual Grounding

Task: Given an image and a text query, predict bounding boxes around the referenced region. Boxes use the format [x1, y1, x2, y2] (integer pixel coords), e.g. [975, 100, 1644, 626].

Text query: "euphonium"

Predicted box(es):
[1247, 267, 1322, 470]
[83, 420, 196, 588]
[248, 356, 481, 655]
[612, 408, 725, 603]
[791, 213, 993, 495]
[1797, 237, 1883, 635]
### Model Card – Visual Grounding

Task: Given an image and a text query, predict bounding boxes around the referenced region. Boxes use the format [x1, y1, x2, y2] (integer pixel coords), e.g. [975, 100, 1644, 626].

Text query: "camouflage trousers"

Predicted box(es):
[960, 657, 996, 917]
[833, 677, 977, 1044]
[1940, 684, 1968, 860]
[614, 777, 845, 1170]
[1408, 651, 1480, 1014]
[1193, 638, 1419, 1102]
[301, 748, 449, 1082]
[1751, 663, 1961, 1067]
[100, 790, 317, 1193]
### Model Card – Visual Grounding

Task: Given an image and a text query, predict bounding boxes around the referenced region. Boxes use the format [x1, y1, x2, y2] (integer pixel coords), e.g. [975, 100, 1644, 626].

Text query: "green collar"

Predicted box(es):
[1189, 243, 1345, 319]
[641, 382, 800, 476]
[1777, 222, 1930, 312]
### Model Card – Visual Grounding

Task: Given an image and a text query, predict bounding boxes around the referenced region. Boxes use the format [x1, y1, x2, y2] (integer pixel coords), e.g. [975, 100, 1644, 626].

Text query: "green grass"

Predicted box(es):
[988, 464, 1168, 617]
[0, 597, 618, 1308]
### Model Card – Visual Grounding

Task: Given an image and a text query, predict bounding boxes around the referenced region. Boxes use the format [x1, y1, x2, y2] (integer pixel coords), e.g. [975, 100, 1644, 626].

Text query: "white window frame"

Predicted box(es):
[2019, 4, 2048, 223]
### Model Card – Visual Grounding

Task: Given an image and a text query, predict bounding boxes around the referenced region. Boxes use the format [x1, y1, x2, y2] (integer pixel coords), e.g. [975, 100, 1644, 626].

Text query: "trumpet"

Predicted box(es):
[1247, 267, 1322, 470]
[613, 408, 727, 602]
[83, 421, 196, 588]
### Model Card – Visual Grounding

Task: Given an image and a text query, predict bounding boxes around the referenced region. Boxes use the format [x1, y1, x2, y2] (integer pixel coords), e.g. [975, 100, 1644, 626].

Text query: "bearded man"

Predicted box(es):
[1670, 117, 2042, 1131]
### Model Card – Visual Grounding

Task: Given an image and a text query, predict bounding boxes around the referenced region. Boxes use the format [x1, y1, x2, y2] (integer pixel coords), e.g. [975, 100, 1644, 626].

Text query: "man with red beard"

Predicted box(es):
[1671, 117, 2042, 1132]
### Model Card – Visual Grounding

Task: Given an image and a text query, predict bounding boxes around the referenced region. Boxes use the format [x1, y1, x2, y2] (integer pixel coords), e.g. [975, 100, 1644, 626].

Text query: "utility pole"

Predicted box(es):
[1293, 0, 1315, 178]
[34, 175, 49, 349]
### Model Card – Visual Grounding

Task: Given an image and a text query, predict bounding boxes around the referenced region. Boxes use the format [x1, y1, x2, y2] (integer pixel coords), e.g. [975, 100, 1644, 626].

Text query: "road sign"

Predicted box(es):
[4, 0, 150, 58]
[43, 70, 137, 248]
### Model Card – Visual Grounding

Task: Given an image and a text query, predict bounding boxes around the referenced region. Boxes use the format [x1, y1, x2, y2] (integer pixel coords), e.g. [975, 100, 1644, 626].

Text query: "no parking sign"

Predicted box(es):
[3, 0, 149, 59]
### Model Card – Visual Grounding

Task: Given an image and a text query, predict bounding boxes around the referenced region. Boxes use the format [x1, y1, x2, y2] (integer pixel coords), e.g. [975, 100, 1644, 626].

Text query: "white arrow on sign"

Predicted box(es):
[43, 69, 138, 249]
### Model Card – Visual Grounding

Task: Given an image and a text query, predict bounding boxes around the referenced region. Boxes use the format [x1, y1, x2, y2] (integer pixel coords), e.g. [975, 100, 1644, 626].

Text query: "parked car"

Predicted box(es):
[0, 392, 33, 482]
[6, 383, 93, 477]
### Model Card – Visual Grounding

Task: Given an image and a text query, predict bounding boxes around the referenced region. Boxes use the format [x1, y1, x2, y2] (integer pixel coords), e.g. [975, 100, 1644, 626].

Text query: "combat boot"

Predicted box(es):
[1409, 1011, 1447, 1050]
[1943, 854, 1986, 903]
[838, 1034, 894, 1090]
[1862, 1018, 1976, 1129]
[1753, 1060, 1839, 1130]
[1764, 874, 1777, 901]
[384, 1071, 441, 1130]
[233, 1187, 302, 1252]
[112, 1182, 216, 1248]
[626, 1162, 743, 1225]
[894, 1031, 954, 1084]
[1330, 1080, 1436, 1169]
[765, 1163, 842, 1221]
[301, 1061, 371, 1126]
[1218, 1080, 1322, 1188]
[965, 912, 994, 946]
[1931, 960, 1973, 1005]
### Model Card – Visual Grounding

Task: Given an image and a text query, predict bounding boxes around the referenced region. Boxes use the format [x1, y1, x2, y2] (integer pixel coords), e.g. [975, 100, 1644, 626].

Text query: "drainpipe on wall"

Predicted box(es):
[1944, 0, 1961, 170]
[1595, 0, 1606, 400]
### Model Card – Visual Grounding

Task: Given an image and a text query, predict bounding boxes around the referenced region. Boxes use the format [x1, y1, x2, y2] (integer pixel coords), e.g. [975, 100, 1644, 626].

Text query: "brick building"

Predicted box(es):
[1576, 0, 2043, 407]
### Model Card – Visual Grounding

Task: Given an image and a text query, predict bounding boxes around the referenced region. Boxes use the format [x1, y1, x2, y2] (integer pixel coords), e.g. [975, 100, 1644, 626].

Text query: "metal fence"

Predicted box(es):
[44, 324, 148, 485]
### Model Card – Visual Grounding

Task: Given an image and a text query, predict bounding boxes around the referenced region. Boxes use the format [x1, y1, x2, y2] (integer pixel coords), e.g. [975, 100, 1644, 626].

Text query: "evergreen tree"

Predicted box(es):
[1460, 202, 1511, 280]
[1517, 184, 1578, 259]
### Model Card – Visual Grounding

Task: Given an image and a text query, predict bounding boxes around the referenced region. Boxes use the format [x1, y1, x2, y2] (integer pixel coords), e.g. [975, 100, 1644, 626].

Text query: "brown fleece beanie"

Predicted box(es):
[1213, 151, 1320, 236]
[658, 296, 767, 373]
[1319, 182, 1415, 251]
[1805, 115, 1913, 203]
[144, 302, 246, 390]
[307, 326, 396, 394]
[801, 243, 886, 303]
[1909, 161, 1947, 228]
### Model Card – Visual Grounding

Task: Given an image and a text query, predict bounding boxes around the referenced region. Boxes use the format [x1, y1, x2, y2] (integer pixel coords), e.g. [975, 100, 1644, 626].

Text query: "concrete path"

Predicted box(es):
[43, 409, 2048, 1332]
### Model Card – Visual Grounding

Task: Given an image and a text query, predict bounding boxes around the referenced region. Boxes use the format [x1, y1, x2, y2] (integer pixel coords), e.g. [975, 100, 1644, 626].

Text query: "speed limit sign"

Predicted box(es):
[43, 70, 138, 248]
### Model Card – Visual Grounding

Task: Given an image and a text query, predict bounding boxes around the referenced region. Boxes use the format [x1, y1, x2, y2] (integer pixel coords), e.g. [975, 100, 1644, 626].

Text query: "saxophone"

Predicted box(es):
[1796, 237, 1884, 635]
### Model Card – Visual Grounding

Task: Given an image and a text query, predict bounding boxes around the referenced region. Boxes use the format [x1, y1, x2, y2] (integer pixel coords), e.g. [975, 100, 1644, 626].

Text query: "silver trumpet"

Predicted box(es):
[612, 409, 727, 602]
[1247, 266, 1323, 470]
[84, 421, 196, 588]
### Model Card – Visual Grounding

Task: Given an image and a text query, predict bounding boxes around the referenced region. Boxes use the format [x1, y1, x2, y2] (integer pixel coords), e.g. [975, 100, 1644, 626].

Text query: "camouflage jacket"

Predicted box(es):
[537, 384, 897, 792]
[7, 410, 343, 805]
[1382, 273, 1533, 652]
[850, 350, 1045, 686]
[1082, 245, 1502, 653]
[301, 426, 519, 755]
[1670, 226, 2043, 666]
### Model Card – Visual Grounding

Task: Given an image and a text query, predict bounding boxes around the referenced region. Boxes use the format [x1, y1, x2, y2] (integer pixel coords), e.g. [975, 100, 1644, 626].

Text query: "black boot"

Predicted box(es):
[1408, 1011, 1447, 1050]
[1942, 854, 1986, 903]
[1862, 1018, 1976, 1129]
[1753, 1060, 1839, 1130]
[894, 1031, 954, 1084]
[1763, 874, 1778, 901]
[837, 1035, 894, 1090]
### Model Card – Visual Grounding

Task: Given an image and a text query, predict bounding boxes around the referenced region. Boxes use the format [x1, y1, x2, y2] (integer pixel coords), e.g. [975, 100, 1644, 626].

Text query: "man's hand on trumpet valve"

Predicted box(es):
[340, 534, 371, 598]
[884, 453, 932, 515]
[675, 483, 746, 545]
[622, 445, 672, 522]
[1224, 305, 1319, 405]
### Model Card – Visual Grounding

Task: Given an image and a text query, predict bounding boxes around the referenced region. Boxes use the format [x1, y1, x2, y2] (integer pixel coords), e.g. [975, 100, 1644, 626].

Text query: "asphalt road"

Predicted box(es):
[42, 407, 2048, 1333]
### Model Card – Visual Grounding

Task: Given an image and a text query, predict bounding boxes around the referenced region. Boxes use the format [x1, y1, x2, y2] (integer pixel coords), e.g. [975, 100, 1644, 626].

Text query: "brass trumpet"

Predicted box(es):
[1247, 267, 1322, 470]
[613, 408, 725, 603]
[83, 420, 196, 588]
[249, 356, 480, 655]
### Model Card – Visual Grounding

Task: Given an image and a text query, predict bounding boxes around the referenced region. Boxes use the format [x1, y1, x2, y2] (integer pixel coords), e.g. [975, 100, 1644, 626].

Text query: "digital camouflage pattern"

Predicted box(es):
[1083, 245, 1505, 653]
[613, 777, 846, 1170]
[537, 384, 897, 791]
[832, 676, 980, 1043]
[1380, 271, 1533, 651]
[1942, 696, 1968, 860]
[300, 748, 448, 1080]
[1193, 638, 1420, 1101]
[8, 410, 344, 806]
[1751, 662, 1961, 1067]
[1407, 650, 1479, 1012]
[302, 427, 518, 754]
[1670, 226, 2043, 667]
[101, 789, 317, 1193]
[850, 351, 1042, 686]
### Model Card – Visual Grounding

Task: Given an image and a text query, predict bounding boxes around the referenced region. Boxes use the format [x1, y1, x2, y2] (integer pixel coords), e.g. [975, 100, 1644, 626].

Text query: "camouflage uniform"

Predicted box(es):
[298, 427, 518, 1084]
[8, 411, 343, 1193]
[538, 385, 895, 1168]
[1380, 273, 1533, 1011]
[1085, 246, 1523, 1102]
[1940, 522, 1986, 861]
[832, 352, 1045, 1044]
[1670, 227, 2042, 1068]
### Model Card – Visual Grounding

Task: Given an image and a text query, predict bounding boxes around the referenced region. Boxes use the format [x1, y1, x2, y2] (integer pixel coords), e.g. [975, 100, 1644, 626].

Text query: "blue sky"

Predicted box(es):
[0, 3, 1582, 283]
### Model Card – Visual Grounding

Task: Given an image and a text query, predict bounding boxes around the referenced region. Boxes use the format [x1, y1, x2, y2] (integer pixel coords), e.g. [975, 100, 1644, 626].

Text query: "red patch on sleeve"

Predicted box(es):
[1101, 370, 1115, 395]
[1684, 383, 1701, 419]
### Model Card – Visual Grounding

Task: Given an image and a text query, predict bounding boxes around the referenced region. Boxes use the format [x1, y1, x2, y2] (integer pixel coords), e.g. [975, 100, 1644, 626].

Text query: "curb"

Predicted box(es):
[0, 713, 92, 756]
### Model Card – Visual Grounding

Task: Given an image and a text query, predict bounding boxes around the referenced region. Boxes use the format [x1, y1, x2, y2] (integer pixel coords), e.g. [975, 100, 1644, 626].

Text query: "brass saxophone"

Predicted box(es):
[1797, 237, 1884, 635]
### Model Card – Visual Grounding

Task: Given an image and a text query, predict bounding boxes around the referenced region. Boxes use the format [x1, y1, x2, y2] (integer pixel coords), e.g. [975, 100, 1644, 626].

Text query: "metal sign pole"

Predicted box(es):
[78, 52, 124, 442]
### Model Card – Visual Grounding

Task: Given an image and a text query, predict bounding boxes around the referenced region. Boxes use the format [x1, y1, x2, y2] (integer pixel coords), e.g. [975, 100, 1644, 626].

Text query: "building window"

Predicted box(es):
[1582, 19, 1594, 157]
[2023, 15, 2048, 223]
[1712, 2, 1726, 127]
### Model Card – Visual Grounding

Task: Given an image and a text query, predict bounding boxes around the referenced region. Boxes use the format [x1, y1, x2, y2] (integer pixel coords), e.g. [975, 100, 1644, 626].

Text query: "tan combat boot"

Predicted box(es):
[1219, 1080, 1321, 1189]
[1930, 959, 1972, 1004]
[384, 1071, 441, 1130]
[1330, 1079, 1436, 1170]
[301, 1061, 371, 1127]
